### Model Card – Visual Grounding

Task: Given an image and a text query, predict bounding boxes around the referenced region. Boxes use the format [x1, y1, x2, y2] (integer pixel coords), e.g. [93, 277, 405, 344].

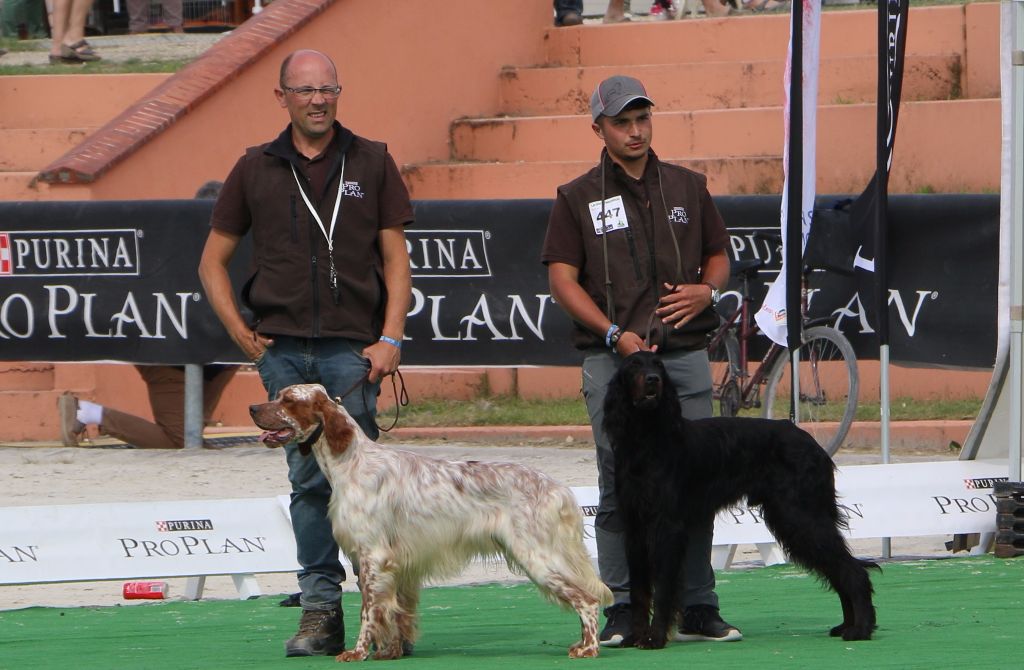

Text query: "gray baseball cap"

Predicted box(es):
[590, 75, 655, 122]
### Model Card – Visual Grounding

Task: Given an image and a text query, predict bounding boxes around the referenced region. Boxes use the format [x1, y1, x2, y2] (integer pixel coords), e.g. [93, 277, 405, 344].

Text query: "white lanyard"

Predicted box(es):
[291, 156, 345, 303]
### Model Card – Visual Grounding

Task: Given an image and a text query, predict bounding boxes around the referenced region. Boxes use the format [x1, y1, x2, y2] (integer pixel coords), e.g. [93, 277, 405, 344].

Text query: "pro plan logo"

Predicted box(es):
[964, 477, 1007, 490]
[668, 207, 689, 225]
[342, 180, 364, 198]
[156, 519, 214, 532]
[0, 229, 140, 277]
[0, 234, 11, 275]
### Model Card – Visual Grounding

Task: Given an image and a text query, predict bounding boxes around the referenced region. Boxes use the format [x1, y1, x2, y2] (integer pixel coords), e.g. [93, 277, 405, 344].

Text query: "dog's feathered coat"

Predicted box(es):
[603, 351, 877, 648]
[250, 384, 611, 660]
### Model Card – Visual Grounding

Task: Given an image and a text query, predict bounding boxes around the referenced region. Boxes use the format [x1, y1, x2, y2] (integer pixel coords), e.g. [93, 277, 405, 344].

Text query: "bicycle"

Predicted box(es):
[707, 256, 859, 456]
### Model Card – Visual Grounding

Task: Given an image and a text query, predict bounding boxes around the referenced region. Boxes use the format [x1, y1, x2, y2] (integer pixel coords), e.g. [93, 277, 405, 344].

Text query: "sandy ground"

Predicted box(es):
[0, 33, 224, 67]
[0, 438, 962, 611]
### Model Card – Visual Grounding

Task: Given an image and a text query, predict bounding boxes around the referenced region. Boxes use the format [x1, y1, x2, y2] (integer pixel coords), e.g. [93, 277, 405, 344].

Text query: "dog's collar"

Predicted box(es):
[299, 422, 324, 450]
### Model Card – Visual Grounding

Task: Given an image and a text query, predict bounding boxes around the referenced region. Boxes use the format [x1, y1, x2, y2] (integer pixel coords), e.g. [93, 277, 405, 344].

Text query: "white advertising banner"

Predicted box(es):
[0, 461, 1009, 587]
[0, 498, 301, 585]
[573, 459, 1008, 550]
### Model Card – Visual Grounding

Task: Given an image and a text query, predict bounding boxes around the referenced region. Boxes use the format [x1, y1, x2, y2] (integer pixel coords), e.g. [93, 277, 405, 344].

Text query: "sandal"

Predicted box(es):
[49, 53, 87, 65]
[742, 0, 789, 11]
[61, 40, 101, 62]
[68, 39, 97, 56]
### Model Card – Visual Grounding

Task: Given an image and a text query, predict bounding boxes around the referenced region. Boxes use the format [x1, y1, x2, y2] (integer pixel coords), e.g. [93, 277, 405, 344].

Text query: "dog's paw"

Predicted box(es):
[568, 642, 599, 658]
[828, 623, 847, 637]
[337, 649, 369, 662]
[635, 633, 667, 650]
[841, 625, 874, 641]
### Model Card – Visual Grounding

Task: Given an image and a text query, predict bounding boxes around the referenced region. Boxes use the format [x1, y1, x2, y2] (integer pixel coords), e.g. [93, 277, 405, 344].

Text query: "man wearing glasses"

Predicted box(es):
[199, 49, 413, 657]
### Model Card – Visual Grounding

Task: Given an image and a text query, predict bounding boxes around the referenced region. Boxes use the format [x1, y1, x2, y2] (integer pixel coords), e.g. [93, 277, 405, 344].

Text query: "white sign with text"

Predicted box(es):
[0, 460, 1009, 587]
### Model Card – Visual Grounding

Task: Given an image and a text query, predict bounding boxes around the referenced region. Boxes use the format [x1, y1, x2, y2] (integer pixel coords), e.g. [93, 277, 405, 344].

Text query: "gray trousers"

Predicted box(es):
[582, 347, 720, 610]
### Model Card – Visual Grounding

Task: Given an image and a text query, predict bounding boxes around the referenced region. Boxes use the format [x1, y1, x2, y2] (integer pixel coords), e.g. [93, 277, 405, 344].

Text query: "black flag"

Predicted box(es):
[850, 0, 911, 348]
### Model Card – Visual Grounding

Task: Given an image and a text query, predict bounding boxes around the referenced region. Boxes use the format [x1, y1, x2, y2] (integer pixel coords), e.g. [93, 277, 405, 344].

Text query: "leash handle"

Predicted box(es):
[374, 369, 408, 433]
[334, 368, 409, 433]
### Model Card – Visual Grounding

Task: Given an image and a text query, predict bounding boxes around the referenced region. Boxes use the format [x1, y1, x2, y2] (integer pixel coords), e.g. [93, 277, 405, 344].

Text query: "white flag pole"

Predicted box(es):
[1007, 0, 1024, 481]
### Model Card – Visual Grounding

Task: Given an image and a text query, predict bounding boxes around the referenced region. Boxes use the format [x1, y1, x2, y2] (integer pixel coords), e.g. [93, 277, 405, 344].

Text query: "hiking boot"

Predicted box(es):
[599, 602, 635, 647]
[674, 604, 743, 642]
[285, 608, 345, 657]
[57, 393, 85, 448]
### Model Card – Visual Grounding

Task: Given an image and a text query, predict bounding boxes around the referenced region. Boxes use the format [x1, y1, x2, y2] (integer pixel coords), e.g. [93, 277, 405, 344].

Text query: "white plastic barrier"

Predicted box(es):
[0, 460, 1009, 598]
[577, 459, 1008, 568]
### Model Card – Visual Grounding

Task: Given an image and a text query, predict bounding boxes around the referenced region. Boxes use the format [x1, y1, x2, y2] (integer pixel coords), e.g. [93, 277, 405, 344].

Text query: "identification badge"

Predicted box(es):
[588, 196, 629, 236]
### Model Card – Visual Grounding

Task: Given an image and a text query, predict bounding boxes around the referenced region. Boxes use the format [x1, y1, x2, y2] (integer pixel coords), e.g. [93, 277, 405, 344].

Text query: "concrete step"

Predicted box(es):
[453, 99, 998, 163]
[499, 53, 962, 116]
[451, 107, 778, 163]
[403, 156, 784, 200]
[412, 97, 998, 198]
[544, 6, 969, 67]
[0, 73, 169, 130]
[0, 389, 68, 442]
[0, 172, 94, 201]
[0, 128, 99, 171]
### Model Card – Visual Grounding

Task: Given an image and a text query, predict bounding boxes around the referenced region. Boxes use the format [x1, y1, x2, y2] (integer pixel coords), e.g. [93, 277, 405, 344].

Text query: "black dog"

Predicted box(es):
[603, 351, 877, 648]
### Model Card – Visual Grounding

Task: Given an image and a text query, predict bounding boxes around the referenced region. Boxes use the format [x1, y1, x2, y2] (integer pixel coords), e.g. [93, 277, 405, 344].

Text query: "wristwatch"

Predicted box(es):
[609, 328, 623, 347]
[704, 281, 721, 306]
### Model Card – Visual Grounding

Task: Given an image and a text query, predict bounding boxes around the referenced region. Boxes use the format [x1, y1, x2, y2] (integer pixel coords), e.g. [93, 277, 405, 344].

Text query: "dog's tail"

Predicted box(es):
[553, 489, 613, 607]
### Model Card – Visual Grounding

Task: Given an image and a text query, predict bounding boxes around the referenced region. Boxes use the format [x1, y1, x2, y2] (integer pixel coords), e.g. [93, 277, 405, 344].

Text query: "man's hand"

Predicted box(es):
[655, 282, 713, 329]
[362, 340, 401, 383]
[231, 327, 274, 362]
[614, 330, 657, 355]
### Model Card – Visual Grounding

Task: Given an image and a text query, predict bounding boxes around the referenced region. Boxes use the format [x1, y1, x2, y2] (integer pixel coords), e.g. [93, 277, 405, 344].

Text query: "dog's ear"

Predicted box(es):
[602, 367, 632, 448]
[315, 392, 355, 457]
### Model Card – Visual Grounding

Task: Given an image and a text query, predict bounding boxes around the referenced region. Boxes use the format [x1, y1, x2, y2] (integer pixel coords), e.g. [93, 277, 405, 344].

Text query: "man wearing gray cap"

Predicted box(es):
[541, 75, 737, 647]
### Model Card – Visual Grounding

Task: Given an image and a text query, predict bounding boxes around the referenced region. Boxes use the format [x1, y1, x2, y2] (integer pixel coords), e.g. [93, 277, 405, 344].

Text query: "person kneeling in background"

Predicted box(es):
[57, 364, 237, 449]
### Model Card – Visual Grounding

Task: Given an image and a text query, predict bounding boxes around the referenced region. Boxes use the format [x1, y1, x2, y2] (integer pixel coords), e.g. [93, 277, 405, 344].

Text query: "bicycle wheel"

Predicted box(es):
[708, 328, 741, 417]
[761, 326, 859, 455]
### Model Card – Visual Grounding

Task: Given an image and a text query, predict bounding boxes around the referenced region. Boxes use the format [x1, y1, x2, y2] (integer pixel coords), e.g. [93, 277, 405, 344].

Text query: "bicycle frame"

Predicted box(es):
[710, 266, 830, 413]
[709, 263, 784, 412]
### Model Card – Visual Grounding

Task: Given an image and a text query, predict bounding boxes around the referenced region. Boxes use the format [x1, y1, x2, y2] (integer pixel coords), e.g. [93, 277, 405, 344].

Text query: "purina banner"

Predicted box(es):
[0, 498, 301, 584]
[0, 461, 1006, 587]
[0, 196, 998, 368]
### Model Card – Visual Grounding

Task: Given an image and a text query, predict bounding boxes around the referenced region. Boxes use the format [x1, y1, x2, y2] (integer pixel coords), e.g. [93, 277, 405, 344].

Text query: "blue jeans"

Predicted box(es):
[255, 336, 381, 611]
[581, 347, 719, 610]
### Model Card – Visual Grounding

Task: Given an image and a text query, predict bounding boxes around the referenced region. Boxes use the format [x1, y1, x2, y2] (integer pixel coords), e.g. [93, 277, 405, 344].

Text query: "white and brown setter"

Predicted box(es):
[603, 351, 877, 648]
[250, 384, 611, 660]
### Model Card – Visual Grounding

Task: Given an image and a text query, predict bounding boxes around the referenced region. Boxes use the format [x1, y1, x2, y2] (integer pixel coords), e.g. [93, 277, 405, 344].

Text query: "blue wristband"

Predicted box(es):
[605, 324, 620, 348]
[379, 335, 402, 349]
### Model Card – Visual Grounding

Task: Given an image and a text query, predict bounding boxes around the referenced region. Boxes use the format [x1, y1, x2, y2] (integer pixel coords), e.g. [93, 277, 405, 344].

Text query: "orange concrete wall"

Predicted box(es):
[83, 0, 552, 200]
[0, 74, 171, 129]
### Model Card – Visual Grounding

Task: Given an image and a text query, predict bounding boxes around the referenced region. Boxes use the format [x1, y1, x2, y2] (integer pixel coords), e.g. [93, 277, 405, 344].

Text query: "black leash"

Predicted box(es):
[374, 369, 408, 433]
[335, 370, 371, 401]
[333, 368, 409, 433]
[643, 283, 679, 349]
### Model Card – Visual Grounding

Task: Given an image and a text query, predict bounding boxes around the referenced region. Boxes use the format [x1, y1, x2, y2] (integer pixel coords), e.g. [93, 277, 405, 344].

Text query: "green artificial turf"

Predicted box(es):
[1, 556, 1021, 670]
